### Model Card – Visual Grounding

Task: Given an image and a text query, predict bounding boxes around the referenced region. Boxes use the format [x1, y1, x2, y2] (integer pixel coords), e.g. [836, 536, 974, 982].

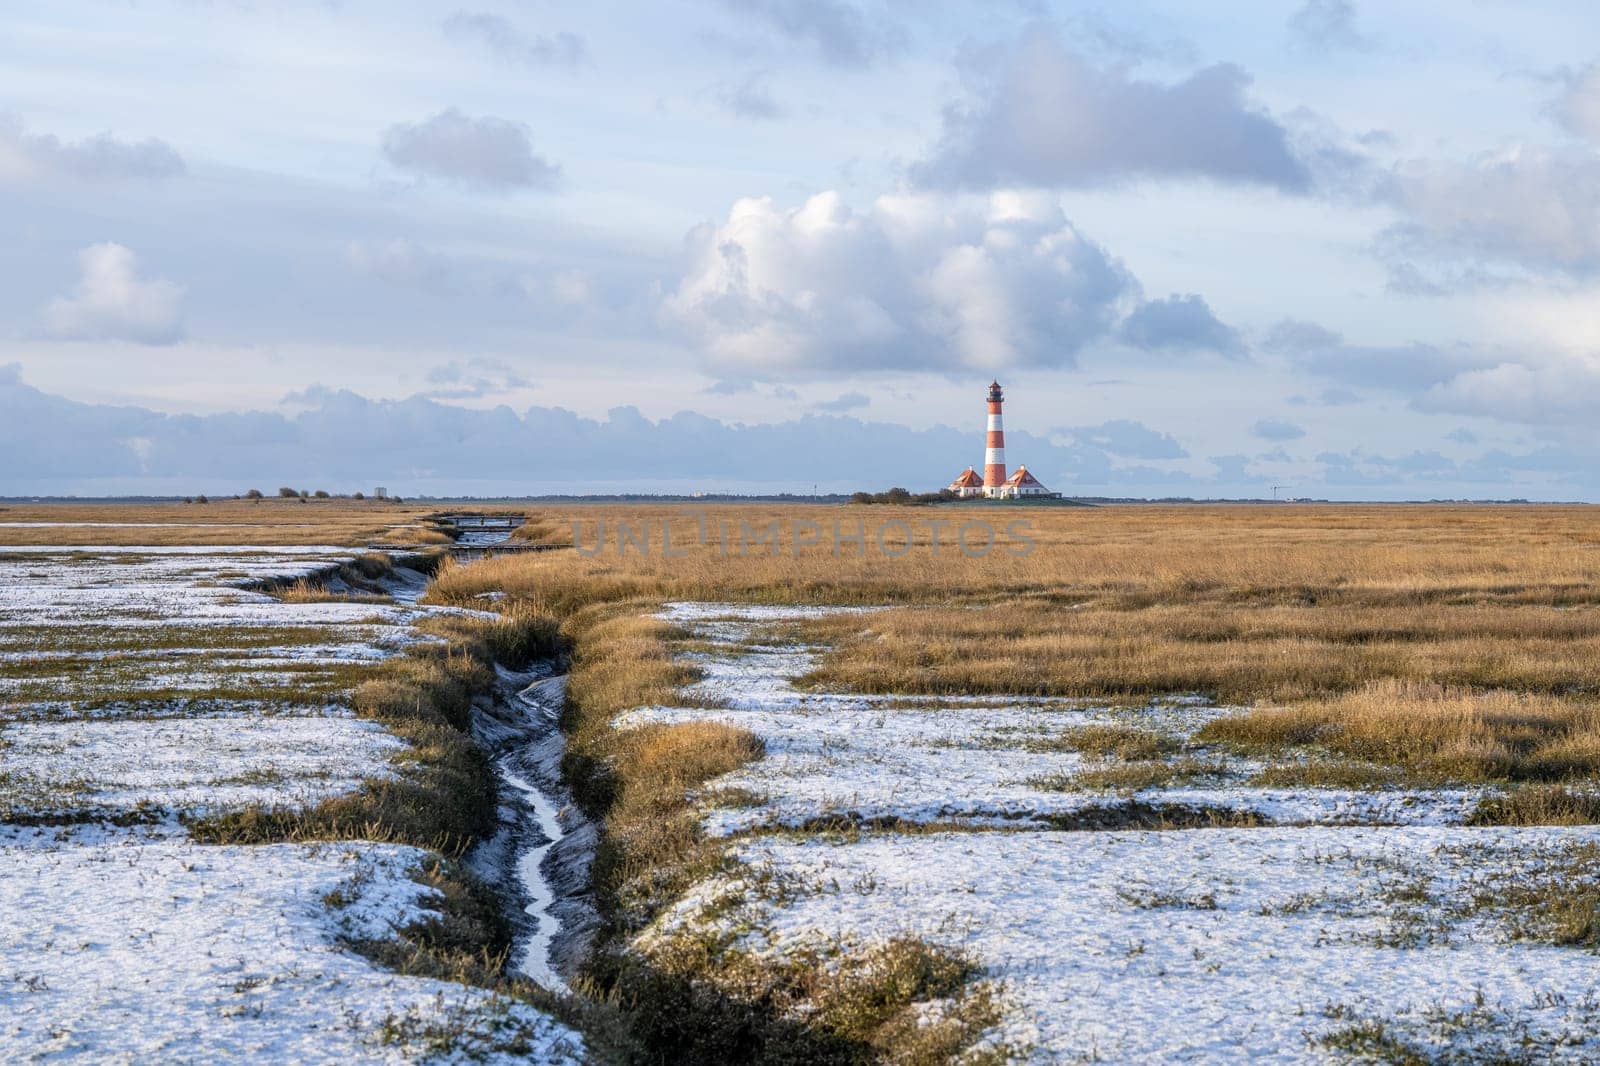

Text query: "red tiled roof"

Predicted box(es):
[1003, 465, 1044, 487]
[948, 467, 983, 487]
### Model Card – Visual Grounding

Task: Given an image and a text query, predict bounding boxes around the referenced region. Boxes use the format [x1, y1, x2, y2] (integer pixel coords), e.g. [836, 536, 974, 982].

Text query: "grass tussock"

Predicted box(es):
[1201, 680, 1600, 784]
[1467, 784, 1600, 826]
[342, 856, 515, 985]
[560, 609, 759, 932]
[615, 931, 1008, 1065]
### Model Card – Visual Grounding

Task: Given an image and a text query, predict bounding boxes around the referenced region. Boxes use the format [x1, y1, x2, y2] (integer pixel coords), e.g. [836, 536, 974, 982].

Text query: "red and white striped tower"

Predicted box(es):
[983, 380, 1007, 491]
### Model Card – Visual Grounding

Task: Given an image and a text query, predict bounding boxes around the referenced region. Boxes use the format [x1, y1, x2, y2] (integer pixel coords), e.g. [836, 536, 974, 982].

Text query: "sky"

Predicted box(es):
[3, 0, 1599, 499]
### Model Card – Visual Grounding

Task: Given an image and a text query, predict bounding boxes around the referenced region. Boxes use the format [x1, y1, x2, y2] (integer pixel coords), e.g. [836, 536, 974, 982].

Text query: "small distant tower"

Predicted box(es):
[983, 381, 1007, 492]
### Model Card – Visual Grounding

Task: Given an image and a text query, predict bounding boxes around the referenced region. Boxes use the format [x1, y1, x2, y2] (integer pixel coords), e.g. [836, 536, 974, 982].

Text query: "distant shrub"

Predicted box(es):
[245, 488, 263, 500]
[313, 489, 330, 498]
[277, 487, 298, 498]
[352, 491, 365, 500]
[195, 494, 208, 504]
[852, 487, 954, 505]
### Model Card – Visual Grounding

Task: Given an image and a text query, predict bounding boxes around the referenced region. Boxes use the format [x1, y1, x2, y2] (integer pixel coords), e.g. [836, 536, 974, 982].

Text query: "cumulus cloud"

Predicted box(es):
[381, 109, 560, 192]
[1118, 293, 1245, 356]
[443, 12, 587, 68]
[1252, 418, 1306, 442]
[1288, 0, 1370, 51]
[913, 26, 1310, 191]
[1062, 419, 1187, 459]
[41, 243, 184, 345]
[718, 0, 902, 68]
[664, 190, 1134, 376]
[1381, 148, 1600, 276]
[1416, 359, 1600, 425]
[0, 113, 184, 182]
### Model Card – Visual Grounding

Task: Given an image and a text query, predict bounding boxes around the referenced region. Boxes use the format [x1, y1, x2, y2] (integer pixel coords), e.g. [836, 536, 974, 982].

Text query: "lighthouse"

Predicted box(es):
[983, 380, 1007, 491]
[947, 380, 1056, 499]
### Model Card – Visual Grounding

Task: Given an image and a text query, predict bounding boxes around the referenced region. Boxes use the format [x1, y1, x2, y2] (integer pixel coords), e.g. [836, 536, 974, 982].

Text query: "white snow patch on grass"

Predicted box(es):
[0, 717, 403, 815]
[623, 604, 1488, 830]
[0, 826, 583, 1064]
[665, 826, 1600, 1064]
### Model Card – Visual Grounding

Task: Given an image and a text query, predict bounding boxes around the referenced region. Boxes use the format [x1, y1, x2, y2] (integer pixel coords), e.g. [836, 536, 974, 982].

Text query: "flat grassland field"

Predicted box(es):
[7, 499, 1600, 1064]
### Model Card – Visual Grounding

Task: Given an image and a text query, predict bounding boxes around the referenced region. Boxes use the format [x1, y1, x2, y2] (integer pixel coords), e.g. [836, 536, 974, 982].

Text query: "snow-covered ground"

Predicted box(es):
[1, 716, 402, 815]
[623, 603, 1487, 831]
[668, 827, 1600, 1063]
[626, 602, 1600, 1063]
[0, 543, 581, 1062]
[1, 825, 582, 1064]
[0, 549, 435, 807]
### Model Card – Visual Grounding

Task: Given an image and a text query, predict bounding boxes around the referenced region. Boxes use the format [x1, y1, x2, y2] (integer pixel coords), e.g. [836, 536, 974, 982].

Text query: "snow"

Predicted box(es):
[618, 604, 1489, 831]
[0, 825, 583, 1064]
[0, 549, 442, 723]
[0, 539, 581, 1060]
[629, 601, 1600, 1062]
[1, 717, 403, 815]
[665, 826, 1600, 1063]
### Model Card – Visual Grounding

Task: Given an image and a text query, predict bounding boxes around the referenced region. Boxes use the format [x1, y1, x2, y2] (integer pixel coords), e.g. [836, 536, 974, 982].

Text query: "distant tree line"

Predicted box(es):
[850, 487, 956, 505]
[179, 488, 398, 502]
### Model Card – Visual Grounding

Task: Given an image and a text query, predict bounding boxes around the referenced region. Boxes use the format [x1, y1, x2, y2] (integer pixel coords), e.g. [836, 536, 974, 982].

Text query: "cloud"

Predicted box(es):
[1380, 148, 1600, 277]
[0, 371, 1095, 495]
[718, 0, 902, 68]
[1062, 419, 1187, 459]
[41, 243, 185, 345]
[1210, 454, 1267, 483]
[815, 391, 869, 411]
[5, 370, 1595, 499]
[1118, 293, 1244, 356]
[1263, 318, 1498, 392]
[0, 113, 184, 182]
[1288, 0, 1370, 51]
[665, 189, 1134, 377]
[1416, 360, 1600, 425]
[717, 71, 786, 120]
[381, 109, 560, 192]
[417, 358, 532, 400]
[1552, 63, 1600, 145]
[442, 12, 587, 68]
[1252, 419, 1306, 442]
[913, 26, 1310, 191]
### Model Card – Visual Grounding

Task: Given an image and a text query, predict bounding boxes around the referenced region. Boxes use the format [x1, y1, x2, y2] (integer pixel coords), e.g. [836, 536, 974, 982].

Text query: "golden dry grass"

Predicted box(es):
[1201, 680, 1600, 783]
[429, 502, 1600, 790]
[0, 499, 455, 546]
